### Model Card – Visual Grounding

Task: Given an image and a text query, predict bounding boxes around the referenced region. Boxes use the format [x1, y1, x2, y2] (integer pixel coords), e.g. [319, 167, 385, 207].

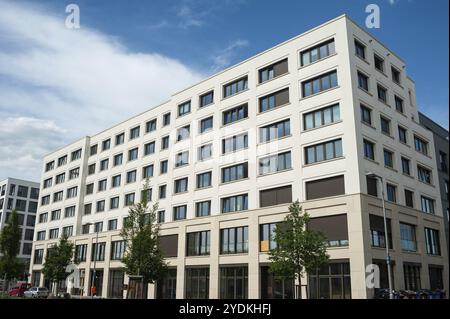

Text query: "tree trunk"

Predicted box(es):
[297, 273, 302, 299]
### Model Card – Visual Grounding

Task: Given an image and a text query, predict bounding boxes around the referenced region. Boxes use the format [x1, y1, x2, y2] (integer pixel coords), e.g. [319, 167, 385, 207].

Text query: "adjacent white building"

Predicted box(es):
[0, 177, 40, 269]
[29, 15, 449, 299]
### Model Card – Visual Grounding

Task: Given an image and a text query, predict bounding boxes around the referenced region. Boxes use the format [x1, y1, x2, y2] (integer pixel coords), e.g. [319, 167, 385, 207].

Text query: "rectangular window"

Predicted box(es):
[102, 139, 111, 151]
[163, 112, 171, 126]
[197, 172, 212, 189]
[400, 223, 417, 252]
[305, 175, 345, 200]
[36, 231, 46, 241]
[418, 166, 432, 184]
[173, 205, 187, 220]
[259, 58, 288, 82]
[96, 200, 105, 212]
[186, 231, 211, 256]
[424, 228, 440, 255]
[383, 149, 394, 168]
[219, 266, 248, 299]
[185, 268, 210, 299]
[146, 119, 157, 133]
[199, 91, 214, 107]
[67, 186, 78, 198]
[363, 139, 375, 160]
[38, 212, 48, 223]
[125, 193, 135, 206]
[113, 153, 123, 166]
[222, 103, 248, 125]
[126, 170, 137, 183]
[374, 54, 384, 72]
[302, 70, 338, 97]
[90, 144, 98, 156]
[43, 178, 52, 189]
[94, 221, 103, 233]
[421, 196, 435, 214]
[51, 209, 61, 221]
[380, 116, 391, 135]
[100, 158, 109, 171]
[86, 183, 94, 195]
[144, 141, 155, 155]
[53, 191, 63, 202]
[82, 224, 90, 234]
[159, 185, 167, 199]
[220, 226, 248, 254]
[175, 151, 189, 167]
[45, 161, 54, 172]
[176, 125, 190, 142]
[64, 206, 75, 218]
[34, 249, 44, 264]
[69, 167, 80, 180]
[74, 244, 87, 263]
[401, 157, 411, 175]
[386, 184, 397, 203]
[222, 162, 248, 183]
[223, 76, 248, 98]
[112, 174, 121, 188]
[308, 262, 351, 299]
[97, 179, 107, 192]
[115, 133, 124, 145]
[91, 242, 106, 261]
[405, 189, 414, 208]
[398, 126, 408, 144]
[259, 151, 291, 175]
[178, 101, 191, 117]
[161, 136, 169, 150]
[221, 194, 248, 213]
[62, 226, 73, 237]
[110, 197, 119, 210]
[58, 155, 67, 166]
[305, 139, 343, 164]
[355, 40, 366, 59]
[88, 163, 96, 175]
[49, 228, 59, 239]
[84, 203, 92, 215]
[130, 126, 140, 140]
[404, 264, 421, 291]
[391, 66, 401, 84]
[142, 164, 154, 179]
[369, 214, 392, 249]
[301, 40, 335, 67]
[259, 223, 277, 251]
[128, 148, 138, 161]
[377, 84, 388, 103]
[196, 200, 211, 217]
[158, 210, 165, 223]
[200, 116, 213, 134]
[260, 119, 290, 142]
[174, 177, 188, 194]
[259, 88, 289, 112]
[395, 96, 404, 113]
[360, 105, 372, 125]
[414, 136, 428, 155]
[304, 104, 340, 131]
[198, 144, 212, 161]
[259, 185, 292, 208]
[71, 149, 82, 161]
[111, 240, 126, 260]
[439, 151, 448, 172]
[222, 133, 248, 154]
[15, 199, 26, 211]
[160, 160, 168, 174]
[55, 173, 65, 185]
[357, 71, 369, 91]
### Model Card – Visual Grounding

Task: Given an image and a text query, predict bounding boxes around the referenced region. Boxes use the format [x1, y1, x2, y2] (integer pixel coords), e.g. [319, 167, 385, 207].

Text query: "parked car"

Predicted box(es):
[8, 282, 31, 297]
[23, 287, 49, 298]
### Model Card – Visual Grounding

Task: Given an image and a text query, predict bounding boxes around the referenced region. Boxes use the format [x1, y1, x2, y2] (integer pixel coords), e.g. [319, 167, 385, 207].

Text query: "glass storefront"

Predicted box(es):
[308, 262, 351, 299]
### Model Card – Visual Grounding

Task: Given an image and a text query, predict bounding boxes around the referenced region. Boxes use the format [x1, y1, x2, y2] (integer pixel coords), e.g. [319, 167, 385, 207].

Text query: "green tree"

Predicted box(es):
[268, 200, 329, 299]
[0, 210, 26, 285]
[42, 234, 74, 294]
[120, 180, 167, 298]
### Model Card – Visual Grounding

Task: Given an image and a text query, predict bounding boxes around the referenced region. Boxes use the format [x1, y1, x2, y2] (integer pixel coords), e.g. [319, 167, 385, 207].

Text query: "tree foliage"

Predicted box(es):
[120, 180, 167, 286]
[0, 210, 25, 280]
[268, 201, 329, 299]
[42, 234, 74, 291]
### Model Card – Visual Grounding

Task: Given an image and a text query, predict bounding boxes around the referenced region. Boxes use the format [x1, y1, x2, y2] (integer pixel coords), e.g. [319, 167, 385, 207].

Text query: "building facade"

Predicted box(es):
[30, 15, 449, 299]
[419, 112, 449, 258]
[0, 177, 40, 270]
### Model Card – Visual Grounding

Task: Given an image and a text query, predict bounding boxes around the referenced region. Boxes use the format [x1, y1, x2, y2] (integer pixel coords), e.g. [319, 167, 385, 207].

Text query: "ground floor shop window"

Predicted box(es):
[403, 263, 421, 291]
[429, 266, 443, 290]
[220, 266, 248, 299]
[308, 262, 351, 299]
[156, 268, 177, 299]
[185, 267, 209, 299]
[108, 269, 124, 298]
[260, 266, 294, 299]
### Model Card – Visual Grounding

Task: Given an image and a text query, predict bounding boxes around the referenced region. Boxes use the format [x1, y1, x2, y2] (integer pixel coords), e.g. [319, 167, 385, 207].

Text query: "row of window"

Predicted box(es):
[0, 184, 39, 199]
[0, 198, 38, 213]
[45, 149, 82, 172]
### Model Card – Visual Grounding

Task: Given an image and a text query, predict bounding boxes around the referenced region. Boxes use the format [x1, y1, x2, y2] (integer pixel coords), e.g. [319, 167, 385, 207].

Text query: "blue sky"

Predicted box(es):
[0, 0, 448, 181]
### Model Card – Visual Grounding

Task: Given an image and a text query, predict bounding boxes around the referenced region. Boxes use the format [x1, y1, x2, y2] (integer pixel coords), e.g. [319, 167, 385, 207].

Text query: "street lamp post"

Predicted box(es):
[366, 172, 394, 299]
[86, 223, 99, 299]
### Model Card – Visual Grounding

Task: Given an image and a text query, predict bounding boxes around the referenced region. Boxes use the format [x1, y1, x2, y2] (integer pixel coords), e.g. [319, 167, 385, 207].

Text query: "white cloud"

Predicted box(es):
[211, 39, 249, 72]
[0, 1, 204, 181]
[176, 5, 205, 28]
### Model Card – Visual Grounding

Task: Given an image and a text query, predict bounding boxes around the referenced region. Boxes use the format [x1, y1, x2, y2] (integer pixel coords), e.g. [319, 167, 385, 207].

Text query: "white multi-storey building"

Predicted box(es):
[30, 15, 448, 299]
[0, 178, 40, 269]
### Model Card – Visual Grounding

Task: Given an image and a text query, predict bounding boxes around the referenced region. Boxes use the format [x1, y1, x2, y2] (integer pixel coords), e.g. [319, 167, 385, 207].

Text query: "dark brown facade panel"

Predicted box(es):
[260, 185, 292, 208]
[308, 214, 349, 240]
[273, 59, 288, 77]
[159, 234, 178, 257]
[305, 175, 345, 200]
